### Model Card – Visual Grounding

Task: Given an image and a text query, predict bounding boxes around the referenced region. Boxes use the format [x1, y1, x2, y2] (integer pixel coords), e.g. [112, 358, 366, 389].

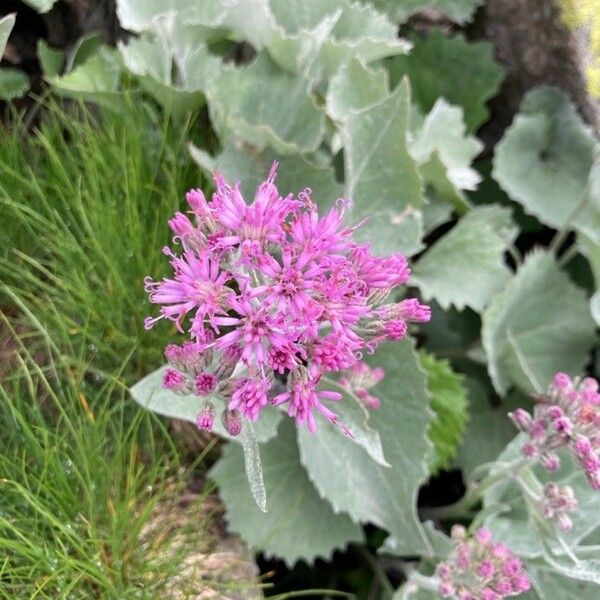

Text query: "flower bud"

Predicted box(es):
[196, 401, 215, 431]
[222, 409, 243, 437]
[162, 368, 190, 394]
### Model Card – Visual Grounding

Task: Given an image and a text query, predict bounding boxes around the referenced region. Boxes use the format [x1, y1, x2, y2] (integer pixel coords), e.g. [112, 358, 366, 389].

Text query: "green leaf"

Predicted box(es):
[0, 13, 16, 58]
[369, 0, 483, 24]
[412, 206, 513, 312]
[526, 560, 600, 599]
[579, 233, 600, 326]
[493, 87, 600, 244]
[343, 77, 423, 256]
[209, 52, 326, 155]
[484, 434, 600, 560]
[454, 378, 526, 477]
[189, 140, 343, 204]
[22, 0, 58, 13]
[409, 99, 482, 212]
[129, 366, 282, 444]
[298, 340, 435, 556]
[326, 56, 388, 121]
[118, 35, 217, 114]
[210, 420, 364, 564]
[387, 30, 503, 132]
[419, 351, 468, 473]
[0, 69, 29, 100]
[482, 251, 596, 396]
[47, 47, 122, 110]
[37, 39, 63, 78]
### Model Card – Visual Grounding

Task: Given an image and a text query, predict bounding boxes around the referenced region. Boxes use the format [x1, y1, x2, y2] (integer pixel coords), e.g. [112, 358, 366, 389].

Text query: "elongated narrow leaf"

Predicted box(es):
[211, 420, 364, 564]
[482, 251, 595, 395]
[343, 77, 423, 255]
[413, 206, 513, 312]
[239, 423, 267, 512]
[298, 340, 434, 556]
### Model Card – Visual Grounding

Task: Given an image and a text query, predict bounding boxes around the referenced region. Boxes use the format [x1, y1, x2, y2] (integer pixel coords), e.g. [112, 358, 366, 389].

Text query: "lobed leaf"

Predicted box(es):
[493, 87, 600, 244]
[481, 251, 596, 396]
[343, 77, 423, 256]
[369, 0, 483, 25]
[412, 206, 513, 312]
[210, 420, 364, 564]
[298, 340, 435, 556]
[419, 351, 469, 473]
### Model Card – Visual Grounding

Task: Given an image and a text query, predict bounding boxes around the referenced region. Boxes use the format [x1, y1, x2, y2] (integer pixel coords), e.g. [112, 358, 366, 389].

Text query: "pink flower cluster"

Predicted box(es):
[540, 482, 577, 532]
[145, 164, 430, 433]
[509, 372, 600, 490]
[436, 526, 530, 600]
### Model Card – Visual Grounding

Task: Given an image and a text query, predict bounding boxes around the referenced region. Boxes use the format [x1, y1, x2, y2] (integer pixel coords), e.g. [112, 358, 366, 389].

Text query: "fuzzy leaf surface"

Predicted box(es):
[412, 206, 513, 312]
[493, 87, 600, 244]
[298, 340, 434, 556]
[370, 0, 483, 24]
[210, 420, 364, 564]
[481, 251, 595, 395]
[343, 78, 423, 256]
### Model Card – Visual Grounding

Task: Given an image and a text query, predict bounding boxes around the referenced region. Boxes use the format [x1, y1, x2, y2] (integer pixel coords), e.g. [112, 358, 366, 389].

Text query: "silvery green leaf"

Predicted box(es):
[130, 366, 282, 444]
[526, 559, 600, 599]
[298, 340, 435, 556]
[326, 57, 388, 121]
[189, 141, 343, 203]
[387, 30, 503, 132]
[409, 99, 482, 212]
[343, 77, 423, 256]
[579, 233, 600, 326]
[482, 251, 596, 395]
[493, 87, 600, 244]
[23, 0, 58, 13]
[209, 53, 326, 155]
[210, 420, 364, 564]
[0, 13, 16, 58]
[412, 206, 513, 312]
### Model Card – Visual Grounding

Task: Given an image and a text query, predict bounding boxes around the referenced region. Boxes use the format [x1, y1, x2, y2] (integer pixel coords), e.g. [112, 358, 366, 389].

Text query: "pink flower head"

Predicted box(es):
[434, 529, 529, 599]
[229, 376, 271, 421]
[162, 368, 189, 394]
[511, 373, 600, 494]
[145, 164, 429, 434]
[195, 372, 218, 396]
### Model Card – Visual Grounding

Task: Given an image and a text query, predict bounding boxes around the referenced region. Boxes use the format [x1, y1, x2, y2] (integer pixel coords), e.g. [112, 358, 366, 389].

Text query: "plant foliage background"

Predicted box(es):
[0, 0, 598, 598]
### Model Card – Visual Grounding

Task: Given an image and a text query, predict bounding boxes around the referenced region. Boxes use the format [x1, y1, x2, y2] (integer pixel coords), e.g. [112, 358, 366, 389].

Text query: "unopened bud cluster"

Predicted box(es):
[339, 361, 385, 409]
[162, 340, 243, 436]
[540, 482, 577, 532]
[509, 373, 600, 490]
[435, 526, 530, 600]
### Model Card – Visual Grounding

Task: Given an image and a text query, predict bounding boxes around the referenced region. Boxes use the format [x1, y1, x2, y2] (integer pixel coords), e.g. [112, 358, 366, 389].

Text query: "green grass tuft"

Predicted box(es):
[0, 98, 204, 381]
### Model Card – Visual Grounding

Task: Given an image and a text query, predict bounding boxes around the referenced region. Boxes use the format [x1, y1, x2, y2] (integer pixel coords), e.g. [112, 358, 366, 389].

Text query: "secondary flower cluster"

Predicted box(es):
[339, 361, 385, 409]
[436, 526, 531, 600]
[145, 164, 430, 433]
[509, 372, 600, 490]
